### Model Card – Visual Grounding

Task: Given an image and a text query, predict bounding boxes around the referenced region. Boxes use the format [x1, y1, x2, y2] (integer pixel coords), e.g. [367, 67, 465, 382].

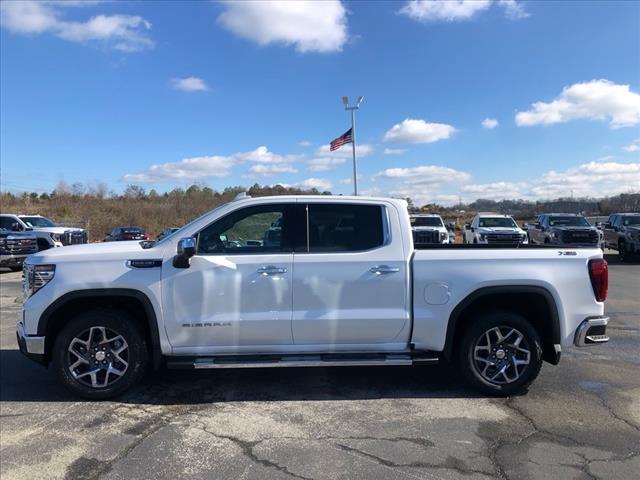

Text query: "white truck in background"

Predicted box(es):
[410, 213, 451, 245]
[18, 195, 609, 399]
[463, 213, 528, 245]
[0, 214, 87, 251]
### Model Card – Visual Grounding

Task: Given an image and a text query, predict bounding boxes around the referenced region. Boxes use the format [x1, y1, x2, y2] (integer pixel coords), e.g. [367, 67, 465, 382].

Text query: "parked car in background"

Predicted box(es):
[0, 214, 87, 251]
[410, 214, 450, 245]
[157, 227, 180, 241]
[603, 213, 640, 261]
[463, 213, 527, 245]
[18, 195, 609, 399]
[528, 214, 599, 247]
[0, 228, 38, 271]
[104, 227, 150, 242]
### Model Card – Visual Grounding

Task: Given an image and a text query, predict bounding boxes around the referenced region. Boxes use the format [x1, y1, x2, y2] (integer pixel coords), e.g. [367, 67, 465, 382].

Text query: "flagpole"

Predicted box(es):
[342, 96, 364, 196]
[351, 108, 358, 196]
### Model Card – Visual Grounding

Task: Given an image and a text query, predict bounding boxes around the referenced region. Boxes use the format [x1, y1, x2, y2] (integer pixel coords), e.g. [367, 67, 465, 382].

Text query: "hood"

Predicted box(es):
[476, 227, 523, 234]
[551, 226, 596, 232]
[31, 226, 84, 234]
[623, 226, 640, 233]
[0, 230, 37, 239]
[28, 241, 153, 264]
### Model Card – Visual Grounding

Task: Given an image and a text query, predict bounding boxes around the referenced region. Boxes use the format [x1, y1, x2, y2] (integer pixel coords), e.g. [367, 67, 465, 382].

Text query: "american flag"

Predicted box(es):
[329, 128, 353, 151]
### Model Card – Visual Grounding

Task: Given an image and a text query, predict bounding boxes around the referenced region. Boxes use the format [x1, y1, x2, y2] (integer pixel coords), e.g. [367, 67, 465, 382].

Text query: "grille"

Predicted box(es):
[61, 230, 88, 245]
[4, 238, 38, 255]
[485, 234, 524, 245]
[413, 230, 440, 244]
[561, 231, 598, 245]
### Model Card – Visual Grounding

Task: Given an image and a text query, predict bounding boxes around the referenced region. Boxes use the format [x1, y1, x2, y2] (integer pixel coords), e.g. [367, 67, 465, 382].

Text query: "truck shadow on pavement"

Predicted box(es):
[0, 349, 487, 404]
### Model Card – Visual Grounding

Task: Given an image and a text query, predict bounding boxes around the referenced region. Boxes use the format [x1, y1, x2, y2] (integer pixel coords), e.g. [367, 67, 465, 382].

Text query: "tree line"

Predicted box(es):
[1, 181, 638, 240]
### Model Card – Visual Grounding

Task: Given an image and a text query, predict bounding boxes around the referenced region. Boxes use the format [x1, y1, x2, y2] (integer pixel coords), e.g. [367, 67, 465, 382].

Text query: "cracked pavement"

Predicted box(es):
[1, 253, 638, 479]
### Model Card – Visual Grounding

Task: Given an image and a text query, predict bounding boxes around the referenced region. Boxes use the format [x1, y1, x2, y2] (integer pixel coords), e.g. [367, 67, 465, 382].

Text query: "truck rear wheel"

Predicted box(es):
[457, 311, 543, 396]
[52, 309, 149, 400]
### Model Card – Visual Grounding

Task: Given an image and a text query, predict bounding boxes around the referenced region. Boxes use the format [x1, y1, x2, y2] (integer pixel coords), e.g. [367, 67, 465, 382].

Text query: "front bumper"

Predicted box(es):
[0, 254, 28, 267]
[16, 320, 47, 365]
[574, 317, 610, 346]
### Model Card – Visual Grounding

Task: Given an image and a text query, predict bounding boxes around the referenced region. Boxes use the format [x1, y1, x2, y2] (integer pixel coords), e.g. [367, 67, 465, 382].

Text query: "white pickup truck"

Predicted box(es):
[17, 195, 610, 399]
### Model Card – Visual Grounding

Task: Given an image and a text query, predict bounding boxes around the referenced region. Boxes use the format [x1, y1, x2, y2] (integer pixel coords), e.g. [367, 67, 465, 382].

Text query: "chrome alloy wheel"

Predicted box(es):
[67, 326, 129, 389]
[473, 326, 531, 384]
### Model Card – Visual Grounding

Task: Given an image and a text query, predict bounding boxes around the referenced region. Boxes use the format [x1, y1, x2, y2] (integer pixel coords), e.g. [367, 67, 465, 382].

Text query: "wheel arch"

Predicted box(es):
[443, 286, 561, 365]
[38, 289, 162, 369]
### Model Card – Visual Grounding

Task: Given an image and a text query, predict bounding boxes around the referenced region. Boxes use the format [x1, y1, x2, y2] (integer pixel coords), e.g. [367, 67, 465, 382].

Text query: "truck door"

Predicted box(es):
[291, 202, 410, 348]
[162, 203, 297, 351]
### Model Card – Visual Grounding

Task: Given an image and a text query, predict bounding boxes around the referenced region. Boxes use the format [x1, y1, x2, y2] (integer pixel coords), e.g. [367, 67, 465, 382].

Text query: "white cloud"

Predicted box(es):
[461, 181, 526, 199]
[298, 140, 312, 147]
[170, 77, 209, 92]
[123, 155, 235, 183]
[247, 164, 297, 177]
[297, 178, 332, 191]
[218, 0, 348, 53]
[383, 119, 456, 144]
[400, 0, 491, 22]
[481, 118, 499, 129]
[399, 0, 528, 23]
[383, 148, 407, 155]
[516, 80, 640, 129]
[497, 0, 529, 20]
[123, 146, 301, 183]
[622, 139, 640, 152]
[376, 165, 471, 185]
[307, 157, 347, 172]
[0, 1, 153, 52]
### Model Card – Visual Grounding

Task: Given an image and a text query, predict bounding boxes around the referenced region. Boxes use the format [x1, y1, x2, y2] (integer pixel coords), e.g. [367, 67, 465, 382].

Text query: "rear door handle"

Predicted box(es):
[370, 265, 400, 274]
[257, 265, 287, 275]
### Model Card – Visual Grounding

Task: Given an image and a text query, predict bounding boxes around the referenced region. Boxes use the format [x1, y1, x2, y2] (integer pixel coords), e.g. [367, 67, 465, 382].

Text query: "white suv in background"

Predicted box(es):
[463, 213, 528, 245]
[0, 214, 87, 251]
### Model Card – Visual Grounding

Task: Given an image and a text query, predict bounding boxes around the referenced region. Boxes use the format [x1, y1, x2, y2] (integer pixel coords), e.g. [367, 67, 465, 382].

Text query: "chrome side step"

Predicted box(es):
[167, 353, 439, 370]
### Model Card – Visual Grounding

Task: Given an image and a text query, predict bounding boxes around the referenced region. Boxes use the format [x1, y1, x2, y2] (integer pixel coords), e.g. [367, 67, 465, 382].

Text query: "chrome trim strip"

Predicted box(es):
[17, 321, 45, 354]
[574, 317, 609, 347]
[192, 356, 418, 369]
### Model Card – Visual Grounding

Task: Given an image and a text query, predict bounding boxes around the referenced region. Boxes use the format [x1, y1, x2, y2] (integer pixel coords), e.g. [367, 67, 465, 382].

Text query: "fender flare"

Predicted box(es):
[38, 288, 162, 369]
[442, 285, 561, 363]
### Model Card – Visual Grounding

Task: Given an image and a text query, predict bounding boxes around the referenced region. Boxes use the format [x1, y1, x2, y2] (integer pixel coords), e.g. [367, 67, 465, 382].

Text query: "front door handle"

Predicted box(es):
[370, 265, 400, 275]
[257, 265, 287, 275]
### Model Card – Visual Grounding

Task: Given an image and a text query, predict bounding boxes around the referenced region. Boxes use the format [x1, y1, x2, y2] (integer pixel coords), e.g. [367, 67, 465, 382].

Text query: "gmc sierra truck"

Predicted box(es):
[0, 214, 87, 251]
[528, 213, 600, 248]
[0, 228, 37, 271]
[410, 214, 451, 245]
[463, 213, 528, 245]
[17, 195, 609, 400]
[603, 213, 640, 262]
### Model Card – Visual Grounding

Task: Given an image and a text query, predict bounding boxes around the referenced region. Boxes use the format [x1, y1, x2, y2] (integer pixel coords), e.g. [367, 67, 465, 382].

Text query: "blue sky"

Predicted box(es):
[1, 0, 639, 205]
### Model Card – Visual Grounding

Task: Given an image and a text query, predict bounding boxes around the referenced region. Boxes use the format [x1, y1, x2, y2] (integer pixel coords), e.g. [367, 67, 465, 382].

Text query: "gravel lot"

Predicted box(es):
[1, 254, 638, 480]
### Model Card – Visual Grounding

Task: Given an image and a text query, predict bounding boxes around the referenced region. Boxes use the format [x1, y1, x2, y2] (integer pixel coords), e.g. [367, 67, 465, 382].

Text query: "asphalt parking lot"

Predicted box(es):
[1, 254, 638, 480]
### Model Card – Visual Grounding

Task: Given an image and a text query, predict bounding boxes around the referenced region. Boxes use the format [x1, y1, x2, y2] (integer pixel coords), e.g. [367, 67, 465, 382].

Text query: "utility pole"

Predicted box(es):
[342, 96, 364, 195]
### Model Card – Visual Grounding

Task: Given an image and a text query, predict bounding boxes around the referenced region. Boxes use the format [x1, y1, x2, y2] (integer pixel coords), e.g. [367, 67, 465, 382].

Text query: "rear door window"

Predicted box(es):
[305, 203, 384, 253]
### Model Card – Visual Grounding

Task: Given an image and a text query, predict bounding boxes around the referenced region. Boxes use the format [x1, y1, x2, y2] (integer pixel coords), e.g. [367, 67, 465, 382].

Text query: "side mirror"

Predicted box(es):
[613, 226, 619, 232]
[11, 222, 22, 231]
[521, 223, 528, 231]
[604, 222, 611, 229]
[535, 223, 543, 230]
[464, 223, 470, 230]
[173, 237, 196, 268]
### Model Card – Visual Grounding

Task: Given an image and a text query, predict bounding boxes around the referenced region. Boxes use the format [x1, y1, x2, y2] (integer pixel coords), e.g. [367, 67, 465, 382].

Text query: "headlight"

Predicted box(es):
[549, 231, 558, 240]
[479, 234, 486, 241]
[50, 232, 62, 243]
[440, 231, 447, 239]
[23, 264, 55, 299]
[626, 231, 634, 240]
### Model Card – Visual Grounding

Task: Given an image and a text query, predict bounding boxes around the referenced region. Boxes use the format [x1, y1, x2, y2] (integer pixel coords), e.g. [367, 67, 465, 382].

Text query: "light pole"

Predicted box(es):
[342, 95, 364, 195]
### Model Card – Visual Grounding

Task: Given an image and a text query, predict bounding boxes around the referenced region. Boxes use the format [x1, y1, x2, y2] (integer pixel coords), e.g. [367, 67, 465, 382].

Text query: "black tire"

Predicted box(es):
[618, 241, 627, 262]
[52, 309, 149, 400]
[457, 311, 543, 396]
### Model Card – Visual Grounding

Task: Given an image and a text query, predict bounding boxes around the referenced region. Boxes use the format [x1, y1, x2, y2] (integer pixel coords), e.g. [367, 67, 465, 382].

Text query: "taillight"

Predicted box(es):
[588, 259, 608, 302]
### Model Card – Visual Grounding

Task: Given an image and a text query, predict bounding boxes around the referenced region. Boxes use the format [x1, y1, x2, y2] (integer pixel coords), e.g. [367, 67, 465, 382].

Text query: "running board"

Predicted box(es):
[167, 353, 439, 370]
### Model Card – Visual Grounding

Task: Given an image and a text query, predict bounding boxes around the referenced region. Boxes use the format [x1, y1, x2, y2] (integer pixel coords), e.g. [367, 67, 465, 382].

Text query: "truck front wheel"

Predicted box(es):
[457, 311, 543, 396]
[52, 309, 149, 400]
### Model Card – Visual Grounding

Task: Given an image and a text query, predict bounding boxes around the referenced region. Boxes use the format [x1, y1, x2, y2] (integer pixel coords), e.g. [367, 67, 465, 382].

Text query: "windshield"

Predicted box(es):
[478, 217, 517, 228]
[411, 217, 443, 227]
[622, 216, 640, 226]
[19, 216, 57, 227]
[548, 216, 590, 227]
